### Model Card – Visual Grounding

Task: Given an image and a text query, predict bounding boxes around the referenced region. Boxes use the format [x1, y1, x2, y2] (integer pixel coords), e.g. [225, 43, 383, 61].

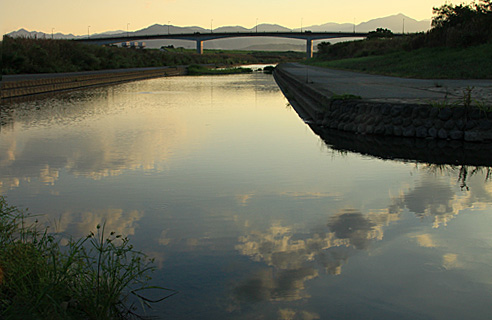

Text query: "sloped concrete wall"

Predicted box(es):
[1, 67, 187, 101]
[274, 65, 492, 142]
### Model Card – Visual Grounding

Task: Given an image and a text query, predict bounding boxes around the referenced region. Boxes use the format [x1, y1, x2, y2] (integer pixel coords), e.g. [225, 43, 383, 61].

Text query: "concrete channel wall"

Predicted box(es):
[0, 67, 187, 101]
[274, 65, 492, 142]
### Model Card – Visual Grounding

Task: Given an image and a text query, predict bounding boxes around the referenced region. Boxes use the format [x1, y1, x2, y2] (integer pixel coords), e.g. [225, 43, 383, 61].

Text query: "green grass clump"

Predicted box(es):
[187, 64, 253, 75]
[0, 196, 175, 319]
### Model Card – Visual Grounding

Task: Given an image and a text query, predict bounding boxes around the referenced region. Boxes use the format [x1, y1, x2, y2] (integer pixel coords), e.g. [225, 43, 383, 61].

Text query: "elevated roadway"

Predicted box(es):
[75, 31, 374, 58]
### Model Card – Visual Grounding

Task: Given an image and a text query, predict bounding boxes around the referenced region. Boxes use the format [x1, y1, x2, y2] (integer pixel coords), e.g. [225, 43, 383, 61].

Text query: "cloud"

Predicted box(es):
[442, 253, 463, 270]
[236, 193, 254, 206]
[233, 267, 317, 302]
[54, 208, 144, 238]
[327, 209, 375, 250]
[278, 309, 320, 320]
[411, 233, 437, 248]
[389, 171, 492, 228]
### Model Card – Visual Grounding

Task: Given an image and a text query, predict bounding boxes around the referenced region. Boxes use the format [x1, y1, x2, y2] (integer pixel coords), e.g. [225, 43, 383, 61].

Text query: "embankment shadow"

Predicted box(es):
[309, 124, 492, 168]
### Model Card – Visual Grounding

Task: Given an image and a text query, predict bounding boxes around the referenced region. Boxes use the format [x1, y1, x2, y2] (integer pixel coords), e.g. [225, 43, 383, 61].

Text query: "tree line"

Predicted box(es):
[317, 0, 492, 59]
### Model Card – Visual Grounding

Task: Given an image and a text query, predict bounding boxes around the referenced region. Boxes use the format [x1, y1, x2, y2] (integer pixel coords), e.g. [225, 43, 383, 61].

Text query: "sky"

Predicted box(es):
[2, 0, 447, 36]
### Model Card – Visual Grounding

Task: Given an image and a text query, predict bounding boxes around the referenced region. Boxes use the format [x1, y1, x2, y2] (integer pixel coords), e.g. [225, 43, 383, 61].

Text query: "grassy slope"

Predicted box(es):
[308, 43, 492, 79]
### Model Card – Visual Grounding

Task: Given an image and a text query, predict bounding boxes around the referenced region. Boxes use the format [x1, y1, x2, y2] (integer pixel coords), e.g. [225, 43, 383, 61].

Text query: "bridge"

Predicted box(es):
[74, 31, 375, 58]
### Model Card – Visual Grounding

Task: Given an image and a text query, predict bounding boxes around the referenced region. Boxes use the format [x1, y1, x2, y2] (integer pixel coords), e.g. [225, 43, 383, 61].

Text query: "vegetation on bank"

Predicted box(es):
[187, 64, 253, 75]
[310, 0, 492, 79]
[0, 196, 175, 319]
[0, 36, 302, 75]
[309, 43, 492, 79]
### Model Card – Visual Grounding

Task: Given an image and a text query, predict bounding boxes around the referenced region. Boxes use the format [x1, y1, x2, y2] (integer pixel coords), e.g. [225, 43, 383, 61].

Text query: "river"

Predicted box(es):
[1, 70, 492, 319]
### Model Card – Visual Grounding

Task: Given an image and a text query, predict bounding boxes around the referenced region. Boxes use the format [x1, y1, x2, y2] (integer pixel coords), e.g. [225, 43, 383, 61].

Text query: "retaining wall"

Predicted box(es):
[1, 67, 187, 101]
[274, 65, 492, 142]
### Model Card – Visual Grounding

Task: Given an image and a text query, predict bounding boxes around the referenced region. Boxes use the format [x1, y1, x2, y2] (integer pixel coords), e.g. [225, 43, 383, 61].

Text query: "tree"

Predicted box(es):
[367, 28, 394, 39]
[431, 0, 492, 46]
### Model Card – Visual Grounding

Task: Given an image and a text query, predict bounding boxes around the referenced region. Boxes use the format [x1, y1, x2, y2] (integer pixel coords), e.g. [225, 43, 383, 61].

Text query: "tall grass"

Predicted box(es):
[0, 196, 176, 319]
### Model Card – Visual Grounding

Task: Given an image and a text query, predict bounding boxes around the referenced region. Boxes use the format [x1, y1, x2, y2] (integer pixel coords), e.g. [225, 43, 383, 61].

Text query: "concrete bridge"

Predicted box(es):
[75, 31, 375, 58]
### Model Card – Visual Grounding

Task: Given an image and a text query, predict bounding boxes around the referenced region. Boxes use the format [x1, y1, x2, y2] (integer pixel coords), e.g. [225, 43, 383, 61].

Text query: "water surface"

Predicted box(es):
[1, 72, 492, 319]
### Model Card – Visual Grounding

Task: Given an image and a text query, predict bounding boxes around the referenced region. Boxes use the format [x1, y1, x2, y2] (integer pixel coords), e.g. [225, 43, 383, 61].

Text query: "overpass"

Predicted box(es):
[74, 31, 375, 58]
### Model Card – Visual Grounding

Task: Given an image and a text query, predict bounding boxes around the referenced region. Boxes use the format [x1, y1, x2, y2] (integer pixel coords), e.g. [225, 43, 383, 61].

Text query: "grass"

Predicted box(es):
[0, 196, 176, 319]
[308, 43, 492, 79]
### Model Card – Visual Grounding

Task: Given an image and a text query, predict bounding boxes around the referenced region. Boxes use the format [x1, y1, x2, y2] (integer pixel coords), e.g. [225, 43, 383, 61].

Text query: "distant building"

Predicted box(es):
[121, 41, 146, 49]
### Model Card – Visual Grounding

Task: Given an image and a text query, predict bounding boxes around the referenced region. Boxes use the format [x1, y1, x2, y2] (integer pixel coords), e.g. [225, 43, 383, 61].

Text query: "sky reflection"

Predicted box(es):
[1, 74, 492, 319]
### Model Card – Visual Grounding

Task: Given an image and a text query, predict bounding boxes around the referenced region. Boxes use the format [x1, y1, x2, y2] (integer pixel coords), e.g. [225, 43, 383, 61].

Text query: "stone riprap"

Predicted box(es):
[274, 63, 492, 142]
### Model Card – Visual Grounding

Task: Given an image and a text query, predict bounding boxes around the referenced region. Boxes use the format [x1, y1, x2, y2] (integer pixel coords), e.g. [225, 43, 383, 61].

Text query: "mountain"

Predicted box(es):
[355, 13, 430, 33]
[7, 28, 79, 39]
[252, 24, 292, 32]
[215, 26, 249, 33]
[6, 14, 432, 50]
[302, 23, 355, 33]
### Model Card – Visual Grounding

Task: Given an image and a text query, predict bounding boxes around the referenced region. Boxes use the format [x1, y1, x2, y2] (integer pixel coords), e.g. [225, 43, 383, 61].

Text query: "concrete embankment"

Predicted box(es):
[0, 66, 187, 102]
[274, 63, 492, 142]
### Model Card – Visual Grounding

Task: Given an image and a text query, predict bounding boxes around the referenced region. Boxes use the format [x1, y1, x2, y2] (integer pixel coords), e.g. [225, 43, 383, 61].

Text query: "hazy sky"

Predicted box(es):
[2, 0, 446, 35]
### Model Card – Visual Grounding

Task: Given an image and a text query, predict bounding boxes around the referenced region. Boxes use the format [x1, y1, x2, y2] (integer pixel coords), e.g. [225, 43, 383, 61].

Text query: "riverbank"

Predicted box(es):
[274, 63, 492, 142]
[0, 66, 187, 102]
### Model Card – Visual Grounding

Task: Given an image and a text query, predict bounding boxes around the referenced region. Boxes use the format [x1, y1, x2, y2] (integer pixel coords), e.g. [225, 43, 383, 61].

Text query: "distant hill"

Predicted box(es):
[6, 14, 431, 51]
[355, 13, 430, 33]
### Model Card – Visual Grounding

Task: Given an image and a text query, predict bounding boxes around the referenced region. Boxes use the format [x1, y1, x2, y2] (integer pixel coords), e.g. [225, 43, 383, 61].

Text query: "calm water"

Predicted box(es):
[2, 71, 492, 319]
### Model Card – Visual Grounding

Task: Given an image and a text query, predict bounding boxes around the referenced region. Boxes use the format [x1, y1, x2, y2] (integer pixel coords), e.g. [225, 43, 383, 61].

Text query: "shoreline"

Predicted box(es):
[0, 66, 187, 102]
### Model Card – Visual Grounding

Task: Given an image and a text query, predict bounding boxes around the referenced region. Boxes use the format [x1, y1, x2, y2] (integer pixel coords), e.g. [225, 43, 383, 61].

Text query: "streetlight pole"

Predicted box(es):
[256, 18, 258, 33]
[168, 21, 170, 34]
[301, 18, 303, 32]
[88, 25, 90, 39]
[127, 23, 130, 37]
[211, 19, 213, 33]
[51, 28, 54, 39]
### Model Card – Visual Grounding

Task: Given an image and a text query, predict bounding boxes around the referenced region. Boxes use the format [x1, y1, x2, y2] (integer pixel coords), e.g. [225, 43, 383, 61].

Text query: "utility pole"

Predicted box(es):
[168, 21, 170, 34]
[88, 26, 90, 39]
[127, 23, 130, 37]
[211, 19, 213, 33]
[51, 28, 54, 39]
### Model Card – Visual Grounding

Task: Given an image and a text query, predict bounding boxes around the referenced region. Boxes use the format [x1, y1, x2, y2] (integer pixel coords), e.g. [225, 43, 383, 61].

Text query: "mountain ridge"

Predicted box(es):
[6, 14, 431, 51]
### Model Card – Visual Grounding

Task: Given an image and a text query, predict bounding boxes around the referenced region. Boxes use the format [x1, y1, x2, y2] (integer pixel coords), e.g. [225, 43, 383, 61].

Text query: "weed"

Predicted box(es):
[462, 86, 474, 109]
[474, 99, 492, 113]
[428, 100, 451, 108]
[331, 93, 362, 101]
[0, 196, 176, 319]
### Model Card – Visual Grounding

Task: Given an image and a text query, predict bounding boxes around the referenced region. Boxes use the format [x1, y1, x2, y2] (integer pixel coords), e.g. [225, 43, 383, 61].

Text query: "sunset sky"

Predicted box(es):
[2, 0, 447, 36]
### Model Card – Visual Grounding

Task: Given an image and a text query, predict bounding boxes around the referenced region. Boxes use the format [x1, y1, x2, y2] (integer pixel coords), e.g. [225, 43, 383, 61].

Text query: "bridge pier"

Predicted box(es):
[197, 40, 203, 54]
[306, 39, 313, 59]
